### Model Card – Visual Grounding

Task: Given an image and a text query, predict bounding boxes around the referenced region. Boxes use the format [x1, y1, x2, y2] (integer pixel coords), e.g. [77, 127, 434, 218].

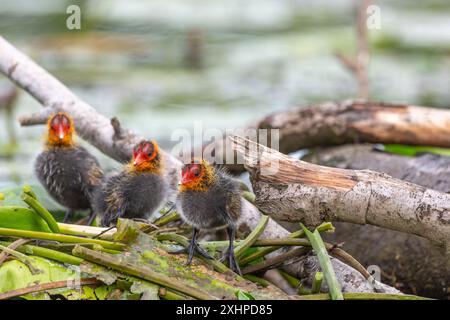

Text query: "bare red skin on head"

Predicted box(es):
[47, 113, 74, 146]
[131, 140, 159, 172]
[181, 163, 203, 185]
[179, 160, 216, 192]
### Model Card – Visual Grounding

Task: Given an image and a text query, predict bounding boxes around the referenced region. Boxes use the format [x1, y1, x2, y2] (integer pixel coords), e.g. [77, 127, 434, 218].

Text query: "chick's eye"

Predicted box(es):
[192, 167, 200, 177]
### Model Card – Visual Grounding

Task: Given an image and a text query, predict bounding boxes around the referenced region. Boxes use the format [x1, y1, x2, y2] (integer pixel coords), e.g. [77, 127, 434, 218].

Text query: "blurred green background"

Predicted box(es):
[0, 0, 449, 193]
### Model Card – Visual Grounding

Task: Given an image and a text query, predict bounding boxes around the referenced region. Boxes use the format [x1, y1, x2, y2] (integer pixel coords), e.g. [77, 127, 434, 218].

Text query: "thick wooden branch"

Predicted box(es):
[0, 36, 180, 187]
[231, 136, 450, 249]
[258, 100, 450, 153]
[305, 144, 450, 193]
[209, 100, 450, 174]
[0, 37, 401, 294]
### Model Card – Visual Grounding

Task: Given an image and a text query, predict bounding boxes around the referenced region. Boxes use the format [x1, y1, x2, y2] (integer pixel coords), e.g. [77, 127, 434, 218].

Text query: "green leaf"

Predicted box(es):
[0, 206, 53, 232]
[383, 144, 450, 157]
[300, 223, 343, 300]
[235, 290, 256, 300]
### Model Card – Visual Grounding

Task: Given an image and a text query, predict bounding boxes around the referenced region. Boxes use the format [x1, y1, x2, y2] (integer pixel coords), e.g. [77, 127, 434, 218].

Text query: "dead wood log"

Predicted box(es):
[303, 144, 450, 299]
[231, 136, 450, 249]
[0, 36, 401, 294]
[208, 100, 450, 174]
[304, 144, 450, 193]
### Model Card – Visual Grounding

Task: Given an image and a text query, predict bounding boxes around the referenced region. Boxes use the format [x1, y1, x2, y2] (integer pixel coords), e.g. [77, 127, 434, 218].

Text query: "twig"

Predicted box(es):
[0, 239, 30, 266]
[0, 278, 100, 300]
[242, 247, 310, 275]
[0, 244, 41, 274]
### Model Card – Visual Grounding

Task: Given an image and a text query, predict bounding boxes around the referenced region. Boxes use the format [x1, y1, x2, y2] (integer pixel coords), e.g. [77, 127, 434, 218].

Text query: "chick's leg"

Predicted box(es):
[221, 227, 242, 275]
[63, 208, 74, 223]
[86, 209, 97, 226]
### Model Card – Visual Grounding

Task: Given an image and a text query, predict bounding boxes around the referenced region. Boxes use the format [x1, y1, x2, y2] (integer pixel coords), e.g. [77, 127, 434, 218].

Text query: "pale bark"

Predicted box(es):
[304, 144, 450, 298]
[0, 36, 182, 187]
[305, 144, 450, 193]
[231, 136, 450, 249]
[0, 36, 401, 294]
[208, 100, 450, 174]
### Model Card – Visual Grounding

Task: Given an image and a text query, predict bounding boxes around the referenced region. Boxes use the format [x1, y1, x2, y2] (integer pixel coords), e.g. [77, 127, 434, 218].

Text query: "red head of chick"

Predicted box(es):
[35, 112, 103, 224]
[176, 159, 242, 275]
[93, 140, 170, 227]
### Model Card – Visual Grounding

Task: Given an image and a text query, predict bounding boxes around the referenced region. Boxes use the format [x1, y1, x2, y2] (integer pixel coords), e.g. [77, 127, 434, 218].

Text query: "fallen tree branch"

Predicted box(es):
[207, 100, 450, 174]
[304, 144, 450, 193]
[0, 36, 180, 187]
[231, 136, 450, 249]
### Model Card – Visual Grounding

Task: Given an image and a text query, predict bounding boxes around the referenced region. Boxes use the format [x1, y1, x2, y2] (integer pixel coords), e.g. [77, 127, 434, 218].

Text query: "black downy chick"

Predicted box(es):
[176, 159, 242, 275]
[94, 140, 170, 227]
[35, 113, 103, 224]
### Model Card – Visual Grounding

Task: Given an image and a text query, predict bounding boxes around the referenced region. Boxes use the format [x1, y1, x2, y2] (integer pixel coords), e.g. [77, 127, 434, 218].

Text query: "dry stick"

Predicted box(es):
[0, 239, 30, 266]
[230, 135, 450, 249]
[0, 278, 101, 300]
[0, 244, 41, 274]
[335, 0, 371, 99]
[72, 245, 216, 300]
[250, 238, 372, 280]
[242, 247, 311, 275]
